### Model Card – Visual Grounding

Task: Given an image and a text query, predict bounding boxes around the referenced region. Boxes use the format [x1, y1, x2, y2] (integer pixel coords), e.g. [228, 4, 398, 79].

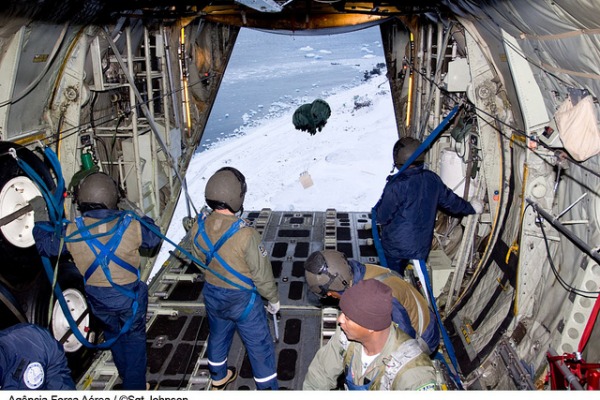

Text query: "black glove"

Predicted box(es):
[29, 196, 49, 222]
[182, 216, 196, 232]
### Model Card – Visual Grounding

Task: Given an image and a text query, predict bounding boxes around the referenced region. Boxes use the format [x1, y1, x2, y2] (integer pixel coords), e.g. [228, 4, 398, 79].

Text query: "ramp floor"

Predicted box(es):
[80, 209, 383, 390]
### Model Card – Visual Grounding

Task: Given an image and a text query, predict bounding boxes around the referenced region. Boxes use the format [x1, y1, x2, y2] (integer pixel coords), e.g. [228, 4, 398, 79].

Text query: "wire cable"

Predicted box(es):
[0, 24, 70, 108]
[40, 76, 209, 148]
[536, 205, 600, 298]
[409, 63, 600, 182]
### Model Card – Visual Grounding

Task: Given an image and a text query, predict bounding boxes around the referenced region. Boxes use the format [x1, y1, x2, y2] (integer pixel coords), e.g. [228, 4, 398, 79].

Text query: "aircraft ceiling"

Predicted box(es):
[0, 0, 597, 137]
[440, 1, 600, 136]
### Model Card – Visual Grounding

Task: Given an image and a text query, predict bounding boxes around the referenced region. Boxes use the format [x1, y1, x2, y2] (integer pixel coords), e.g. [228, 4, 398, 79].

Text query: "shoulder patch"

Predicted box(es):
[258, 243, 268, 257]
[416, 382, 437, 391]
[23, 362, 45, 389]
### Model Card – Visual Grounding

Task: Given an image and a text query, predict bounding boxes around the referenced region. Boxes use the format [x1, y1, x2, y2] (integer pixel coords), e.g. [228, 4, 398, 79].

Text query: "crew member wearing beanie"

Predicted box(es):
[303, 250, 439, 355]
[304, 279, 437, 390]
[340, 279, 393, 331]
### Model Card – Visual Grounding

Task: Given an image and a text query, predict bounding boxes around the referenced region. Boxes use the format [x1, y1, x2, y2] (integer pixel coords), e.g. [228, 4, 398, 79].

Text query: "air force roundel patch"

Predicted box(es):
[23, 362, 45, 389]
[258, 243, 268, 257]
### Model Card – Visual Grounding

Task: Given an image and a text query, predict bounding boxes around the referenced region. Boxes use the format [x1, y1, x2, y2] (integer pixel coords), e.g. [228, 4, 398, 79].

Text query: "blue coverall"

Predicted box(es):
[0, 323, 75, 390]
[33, 209, 161, 390]
[375, 164, 475, 275]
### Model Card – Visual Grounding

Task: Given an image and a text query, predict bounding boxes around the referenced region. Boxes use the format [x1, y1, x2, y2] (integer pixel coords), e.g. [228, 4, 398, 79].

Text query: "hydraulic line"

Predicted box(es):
[547, 348, 584, 390]
[526, 198, 600, 267]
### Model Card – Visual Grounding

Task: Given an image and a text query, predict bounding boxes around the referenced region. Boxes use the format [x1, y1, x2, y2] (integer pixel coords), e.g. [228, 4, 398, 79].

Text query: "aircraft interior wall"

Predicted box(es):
[441, 0, 600, 387]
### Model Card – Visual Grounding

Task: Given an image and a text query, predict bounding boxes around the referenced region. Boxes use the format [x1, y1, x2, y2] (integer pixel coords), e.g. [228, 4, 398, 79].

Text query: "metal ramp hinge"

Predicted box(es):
[324, 208, 337, 250]
[320, 307, 339, 347]
[254, 207, 272, 236]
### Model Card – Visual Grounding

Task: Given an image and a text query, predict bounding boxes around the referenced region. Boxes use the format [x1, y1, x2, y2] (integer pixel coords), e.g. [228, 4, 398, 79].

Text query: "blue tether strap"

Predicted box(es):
[39, 254, 123, 349]
[415, 259, 463, 389]
[126, 211, 258, 293]
[194, 217, 257, 322]
[371, 105, 461, 267]
[14, 147, 64, 229]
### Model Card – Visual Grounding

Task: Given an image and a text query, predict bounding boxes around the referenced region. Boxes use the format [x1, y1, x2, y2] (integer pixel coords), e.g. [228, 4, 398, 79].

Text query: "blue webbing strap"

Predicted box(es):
[125, 211, 258, 293]
[370, 208, 388, 267]
[74, 215, 140, 296]
[13, 147, 102, 349]
[195, 217, 257, 322]
[66, 213, 127, 242]
[42, 146, 65, 217]
[15, 149, 64, 228]
[39, 255, 120, 349]
[195, 219, 254, 288]
[415, 259, 464, 389]
[370, 105, 461, 267]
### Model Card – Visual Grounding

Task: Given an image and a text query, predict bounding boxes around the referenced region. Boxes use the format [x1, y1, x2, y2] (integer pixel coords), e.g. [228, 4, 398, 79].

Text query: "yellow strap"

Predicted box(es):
[505, 242, 519, 264]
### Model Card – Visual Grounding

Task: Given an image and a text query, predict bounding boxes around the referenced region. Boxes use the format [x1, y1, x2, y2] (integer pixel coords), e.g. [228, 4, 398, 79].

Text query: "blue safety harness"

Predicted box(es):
[74, 214, 139, 285]
[344, 356, 378, 390]
[73, 213, 140, 327]
[14, 147, 136, 349]
[194, 216, 257, 322]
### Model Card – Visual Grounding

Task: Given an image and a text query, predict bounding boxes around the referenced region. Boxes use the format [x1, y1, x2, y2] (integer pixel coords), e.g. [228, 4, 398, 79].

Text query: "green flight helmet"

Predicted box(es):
[205, 167, 247, 213]
[304, 250, 353, 297]
[393, 137, 425, 168]
[75, 172, 120, 211]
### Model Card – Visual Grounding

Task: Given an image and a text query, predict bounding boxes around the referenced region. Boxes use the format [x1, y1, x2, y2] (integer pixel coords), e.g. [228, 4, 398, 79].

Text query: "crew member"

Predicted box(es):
[188, 167, 279, 390]
[374, 137, 482, 276]
[304, 249, 439, 354]
[33, 172, 162, 390]
[0, 323, 75, 390]
[303, 279, 438, 390]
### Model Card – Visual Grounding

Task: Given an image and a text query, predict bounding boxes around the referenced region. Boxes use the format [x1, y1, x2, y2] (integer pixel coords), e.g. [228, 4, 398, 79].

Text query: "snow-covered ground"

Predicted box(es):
[152, 71, 398, 277]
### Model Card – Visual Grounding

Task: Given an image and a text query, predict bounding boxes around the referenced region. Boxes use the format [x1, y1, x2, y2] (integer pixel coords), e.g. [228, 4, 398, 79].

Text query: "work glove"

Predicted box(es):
[266, 301, 280, 315]
[29, 196, 49, 222]
[470, 199, 483, 214]
[182, 216, 196, 232]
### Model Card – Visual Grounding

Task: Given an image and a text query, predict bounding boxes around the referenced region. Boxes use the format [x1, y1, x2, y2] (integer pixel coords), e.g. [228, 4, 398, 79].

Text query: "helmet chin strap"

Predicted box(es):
[318, 270, 350, 296]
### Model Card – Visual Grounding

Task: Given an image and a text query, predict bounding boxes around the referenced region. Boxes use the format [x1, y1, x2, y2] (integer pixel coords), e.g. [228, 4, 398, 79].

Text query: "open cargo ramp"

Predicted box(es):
[78, 209, 380, 390]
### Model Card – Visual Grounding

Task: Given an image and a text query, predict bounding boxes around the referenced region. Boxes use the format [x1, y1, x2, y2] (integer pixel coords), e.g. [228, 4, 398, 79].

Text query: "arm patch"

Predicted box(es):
[416, 382, 437, 391]
[258, 244, 268, 257]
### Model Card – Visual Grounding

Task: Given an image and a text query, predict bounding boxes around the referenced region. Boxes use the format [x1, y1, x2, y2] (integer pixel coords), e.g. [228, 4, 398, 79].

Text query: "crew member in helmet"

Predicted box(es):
[32, 171, 161, 390]
[187, 167, 279, 390]
[373, 137, 482, 276]
[0, 323, 75, 390]
[303, 279, 437, 391]
[304, 250, 439, 355]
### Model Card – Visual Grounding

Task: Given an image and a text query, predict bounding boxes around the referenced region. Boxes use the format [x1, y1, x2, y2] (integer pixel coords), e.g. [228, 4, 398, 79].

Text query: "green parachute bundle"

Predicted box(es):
[293, 99, 331, 135]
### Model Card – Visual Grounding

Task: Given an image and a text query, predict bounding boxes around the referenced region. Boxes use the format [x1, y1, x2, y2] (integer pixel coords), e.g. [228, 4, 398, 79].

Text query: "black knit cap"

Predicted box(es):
[339, 279, 393, 331]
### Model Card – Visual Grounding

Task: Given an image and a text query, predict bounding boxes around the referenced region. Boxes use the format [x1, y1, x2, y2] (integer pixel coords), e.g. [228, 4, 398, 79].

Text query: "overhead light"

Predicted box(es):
[235, 0, 283, 12]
